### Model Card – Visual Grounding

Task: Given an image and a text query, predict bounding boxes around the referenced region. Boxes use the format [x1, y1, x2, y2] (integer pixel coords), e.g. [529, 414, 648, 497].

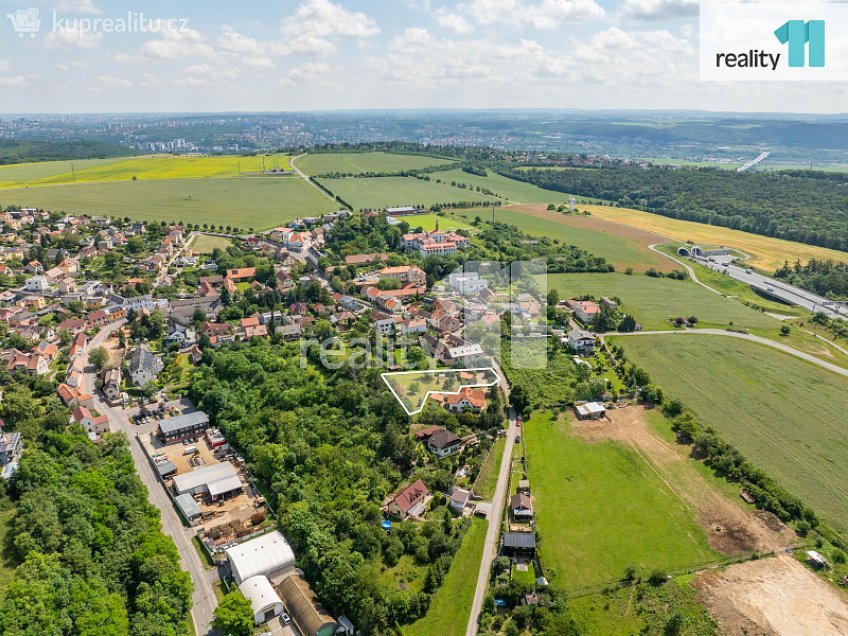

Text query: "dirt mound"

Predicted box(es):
[694, 555, 848, 636]
[572, 405, 795, 554]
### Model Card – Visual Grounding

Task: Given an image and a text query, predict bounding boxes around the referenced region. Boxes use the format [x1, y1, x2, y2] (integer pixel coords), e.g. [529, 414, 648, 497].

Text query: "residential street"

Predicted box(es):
[83, 322, 220, 635]
[466, 368, 514, 636]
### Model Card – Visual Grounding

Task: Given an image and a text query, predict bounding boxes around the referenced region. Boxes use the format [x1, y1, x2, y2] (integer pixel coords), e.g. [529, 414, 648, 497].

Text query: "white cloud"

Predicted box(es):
[0, 60, 9, 72]
[53, 0, 101, 14]
[141, 27, 217, 60]
[467, 0, 605, 30]
[96, 75, 132, 87]
[43, 26, 104, 49]
[280, 0, 380, 53]
[617, 0, 699, 21]
[436, 9, 475, 34]
[185, 63, 240, 81]
[0, 75, 27, 87]
[281, 61, 336, 87]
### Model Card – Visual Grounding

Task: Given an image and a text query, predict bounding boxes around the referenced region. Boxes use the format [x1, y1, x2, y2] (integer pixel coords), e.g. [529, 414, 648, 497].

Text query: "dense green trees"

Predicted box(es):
[213, 592, 254, 636]
[775, 259, 848, 299]
[0, 432, 192, 635]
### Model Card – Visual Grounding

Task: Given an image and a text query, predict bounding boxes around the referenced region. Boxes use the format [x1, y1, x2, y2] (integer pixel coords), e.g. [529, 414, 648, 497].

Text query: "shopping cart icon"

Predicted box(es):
[7, 8, 41, 38]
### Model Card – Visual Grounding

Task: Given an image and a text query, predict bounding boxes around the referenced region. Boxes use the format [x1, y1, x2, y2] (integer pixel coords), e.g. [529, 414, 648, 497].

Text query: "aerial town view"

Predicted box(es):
[1, 1, 848, 636]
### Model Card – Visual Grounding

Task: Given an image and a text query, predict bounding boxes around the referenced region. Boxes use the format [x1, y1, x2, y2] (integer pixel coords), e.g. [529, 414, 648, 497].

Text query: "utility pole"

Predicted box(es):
[71, 162, 76, 182]
[491, 203, 496, 226]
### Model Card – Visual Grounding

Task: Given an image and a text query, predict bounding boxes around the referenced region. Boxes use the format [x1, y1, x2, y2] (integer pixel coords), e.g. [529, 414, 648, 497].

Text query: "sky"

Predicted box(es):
[0, 0, 846, 113]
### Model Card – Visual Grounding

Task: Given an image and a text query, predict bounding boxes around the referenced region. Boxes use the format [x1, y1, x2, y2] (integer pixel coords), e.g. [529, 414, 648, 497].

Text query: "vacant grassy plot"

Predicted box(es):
[0, 508, 15, 596]
[453, 205, 672, 273]
[0, 177, 336, 230]
[296, 151, 454, 176]
[473, 437, 505, 500]
[320, 176, 498, 210]
[402, 518, 486, 636]
[547, 273, 778, 331]
[583, 203, 848, 272]
[433, 168, 587, 205]
[191, 234, 233, 254]
[613, 334, 848, 536]
[526, 411, 718, 591]
[396, 213, 476, 233]
[0, 153, 291, 189]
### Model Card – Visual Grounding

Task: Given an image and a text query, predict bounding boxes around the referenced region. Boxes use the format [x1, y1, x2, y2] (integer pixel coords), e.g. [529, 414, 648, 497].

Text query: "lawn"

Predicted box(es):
[0, 177, 336, 230]
[379, 554, 427, 595]
[547, 273, 778, 332]
[191, 234, 233, 254]
[473, 437, 505, 500]
[0, 153, 291, 189]
[402, 518, 486, 636]
[318, 176, 498, 211]
[582, 203, 848, 273]
[295, 151, 454, 175]
[452, 206, 673, 273]
[526, 411, 718, 591]
[395, 213, 476, 233]
[612, 334, 848, 537]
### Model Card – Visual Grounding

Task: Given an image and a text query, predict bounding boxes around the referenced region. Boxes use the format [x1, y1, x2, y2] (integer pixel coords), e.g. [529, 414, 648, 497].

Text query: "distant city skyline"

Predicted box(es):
[0, 0, 846, 114]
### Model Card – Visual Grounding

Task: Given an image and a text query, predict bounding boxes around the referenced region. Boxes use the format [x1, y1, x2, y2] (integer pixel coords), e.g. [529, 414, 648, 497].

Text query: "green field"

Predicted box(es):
[0, 153, 291, 189]
[547, 273, 778, 331]
[453, 207, 672, 273]
[402, 518, 486, 636]
[191, 234, 233, 254]
[433, 168, 586, 205]
[295, 152, 454, 176]
[319, 176, 498, 210]
[0, 177, 336, 230]
[526, 411, 718, 591]
[396, 213, 476, 233]
[0, 508, 15, 596]
[612, 334, 848, 536]
[473, 437, 505, 500]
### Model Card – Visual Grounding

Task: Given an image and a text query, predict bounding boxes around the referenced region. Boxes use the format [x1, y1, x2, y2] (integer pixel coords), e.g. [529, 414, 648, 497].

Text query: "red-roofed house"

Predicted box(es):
[387, 479, 429, 520]
[444, 387, 487, 413]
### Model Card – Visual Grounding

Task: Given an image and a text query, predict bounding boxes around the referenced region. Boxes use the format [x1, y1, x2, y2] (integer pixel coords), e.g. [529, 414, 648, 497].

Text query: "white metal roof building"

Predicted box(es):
[225, 531, 296, 585]
[575, 402, 606, 420]
[171, 462, 242, 497]
[238, 575, 284, 626]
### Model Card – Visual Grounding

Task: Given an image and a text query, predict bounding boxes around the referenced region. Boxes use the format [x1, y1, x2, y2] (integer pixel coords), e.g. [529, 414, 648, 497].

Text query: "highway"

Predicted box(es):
[688, 254, 846, 321]
[82, 322, 220, 635]
[466, 368, 514, 636]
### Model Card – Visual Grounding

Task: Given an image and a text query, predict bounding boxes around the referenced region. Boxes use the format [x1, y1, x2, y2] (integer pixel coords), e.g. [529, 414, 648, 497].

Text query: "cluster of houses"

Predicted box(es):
[401, 223, 471, 257]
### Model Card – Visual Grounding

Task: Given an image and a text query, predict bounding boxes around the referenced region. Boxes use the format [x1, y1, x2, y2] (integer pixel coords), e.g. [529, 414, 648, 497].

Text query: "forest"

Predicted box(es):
[774, 259, 848, 299]
[503, 165, 848, 253]
[0, 377, 191, 636]
[0, 140, 130, 164]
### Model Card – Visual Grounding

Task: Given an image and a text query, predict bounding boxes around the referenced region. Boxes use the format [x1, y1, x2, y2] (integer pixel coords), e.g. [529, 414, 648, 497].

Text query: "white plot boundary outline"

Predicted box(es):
[381, 366, 502, 416]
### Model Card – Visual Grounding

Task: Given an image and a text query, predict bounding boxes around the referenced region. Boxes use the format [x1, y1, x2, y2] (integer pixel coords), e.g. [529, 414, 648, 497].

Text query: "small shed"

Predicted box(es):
[277, 574, 339, 636]
[575, 402, 606, 420]
[502, 532, 536, 560]
[174, 493, 202, 525]
[239, 575, 284, 626]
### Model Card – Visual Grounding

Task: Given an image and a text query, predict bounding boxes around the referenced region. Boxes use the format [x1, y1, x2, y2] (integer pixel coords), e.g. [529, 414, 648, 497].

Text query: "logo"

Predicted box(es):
[6, 7, 41, 38]
[774, 20, 825, 68]
[700, 3, 846, 82]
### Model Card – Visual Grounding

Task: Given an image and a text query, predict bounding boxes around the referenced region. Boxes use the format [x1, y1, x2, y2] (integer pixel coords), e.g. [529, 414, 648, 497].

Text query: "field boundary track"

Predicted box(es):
[605, 329, 848, 378]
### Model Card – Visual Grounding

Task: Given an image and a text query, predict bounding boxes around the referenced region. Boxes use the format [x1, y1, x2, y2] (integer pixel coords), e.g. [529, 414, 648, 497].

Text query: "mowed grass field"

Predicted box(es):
[612, 334, 848, 536]
[319, 176, 498, 210]
[0, 177, 336, 230]
[583, 203, 848, 272]
[526, 411, 718, 591]
[295, 152, 454, 175]
[433, 168, 594, 205]
[453, 206, 673, 273]
[0, 153, 291, 189]
[398, 213, 476, 233]
[402, 518, 486, 636]
[191, 234, 233, 254]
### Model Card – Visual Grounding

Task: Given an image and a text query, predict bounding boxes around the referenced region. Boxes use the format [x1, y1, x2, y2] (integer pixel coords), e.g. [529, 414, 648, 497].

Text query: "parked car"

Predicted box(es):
[280, 612, 292, 626]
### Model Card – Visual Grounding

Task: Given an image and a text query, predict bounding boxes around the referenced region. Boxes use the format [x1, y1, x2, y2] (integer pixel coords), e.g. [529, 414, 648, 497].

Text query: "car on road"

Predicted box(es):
[745, 268, 753, 274]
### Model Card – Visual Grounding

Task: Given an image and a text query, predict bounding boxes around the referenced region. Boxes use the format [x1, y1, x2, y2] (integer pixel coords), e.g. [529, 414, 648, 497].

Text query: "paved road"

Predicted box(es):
[466, 371, 515, 636]
[290, 153, 339, 204]
[83, 322, 220, 635]
[604, 329, 848, 379]
[661, 244, 846, 321]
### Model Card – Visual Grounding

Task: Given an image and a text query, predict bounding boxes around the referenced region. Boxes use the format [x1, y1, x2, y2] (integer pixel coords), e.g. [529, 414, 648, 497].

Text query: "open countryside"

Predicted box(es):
[319, 175, 499, 210]
[0, 153, 292, 189]
[0, 176, 336, 229]
[295, 151, 455, 175]
[613, 334, 848, 536]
